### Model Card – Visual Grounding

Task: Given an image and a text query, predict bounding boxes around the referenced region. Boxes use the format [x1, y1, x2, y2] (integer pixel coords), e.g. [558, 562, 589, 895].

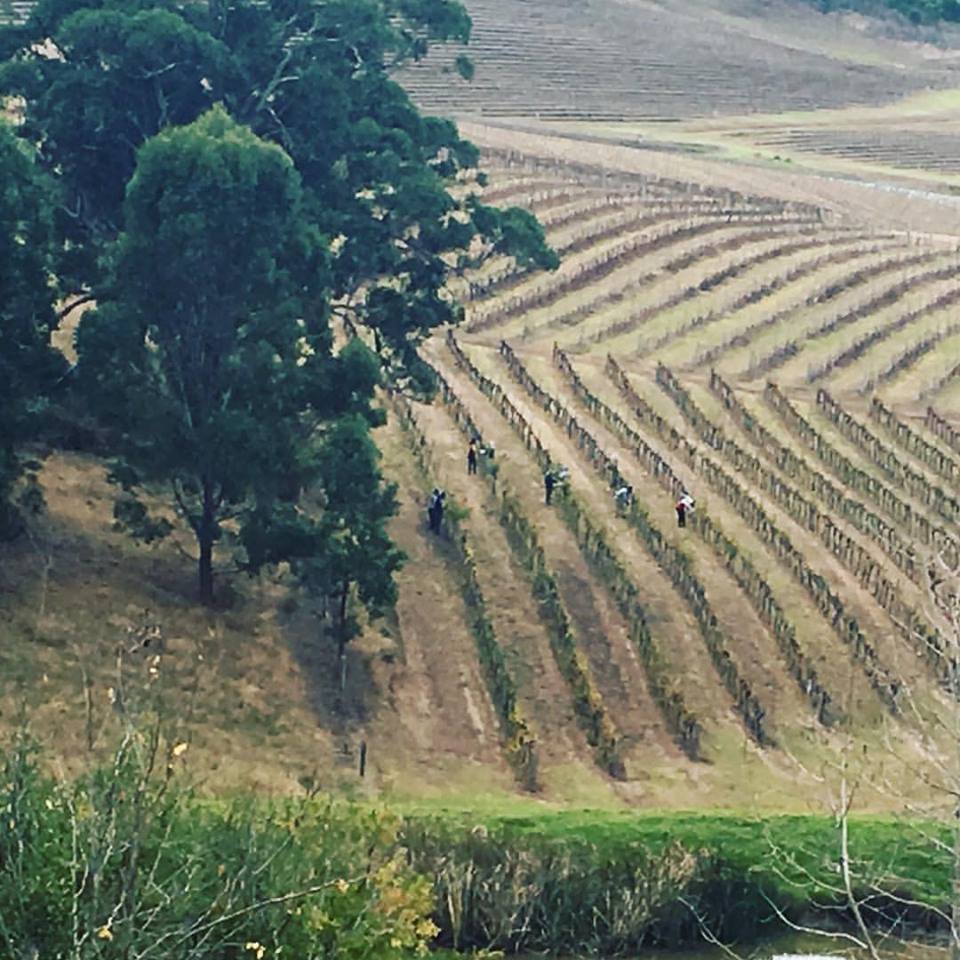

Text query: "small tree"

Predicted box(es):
[242, 412, 405, 685]
[76, 106, 357, 604]
[0, 120, 63, 539]
[304, 415, 404, 685]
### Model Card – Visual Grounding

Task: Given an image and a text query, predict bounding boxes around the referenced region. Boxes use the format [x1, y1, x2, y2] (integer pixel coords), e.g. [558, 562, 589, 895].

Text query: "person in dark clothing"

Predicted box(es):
[544, 470, 557, 506]
[467, 439, 478, 475]
[676, 493, 694, 528]
[428, 488, 445, 533]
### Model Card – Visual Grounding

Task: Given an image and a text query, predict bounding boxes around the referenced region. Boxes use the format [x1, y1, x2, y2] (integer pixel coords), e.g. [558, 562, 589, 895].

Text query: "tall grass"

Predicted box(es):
[402, 810, 952, 955]
[0, 727, 438, 959]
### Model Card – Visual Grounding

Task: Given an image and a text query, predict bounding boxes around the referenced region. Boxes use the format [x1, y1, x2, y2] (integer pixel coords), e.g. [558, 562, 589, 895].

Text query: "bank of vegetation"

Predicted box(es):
[1, 727, 949, 959]
[804, 0, 960, 25]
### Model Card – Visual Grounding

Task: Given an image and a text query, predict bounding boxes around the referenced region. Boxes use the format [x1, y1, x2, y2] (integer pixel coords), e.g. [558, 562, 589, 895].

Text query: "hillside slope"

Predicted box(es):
[396, 0, 960, 121]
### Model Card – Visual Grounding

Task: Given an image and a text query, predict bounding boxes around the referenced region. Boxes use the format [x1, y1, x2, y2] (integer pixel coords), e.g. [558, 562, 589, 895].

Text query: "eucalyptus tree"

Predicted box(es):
[0, 0, 557, 364]
[0, 120, 63, 539]
[76, 107, 381, 603]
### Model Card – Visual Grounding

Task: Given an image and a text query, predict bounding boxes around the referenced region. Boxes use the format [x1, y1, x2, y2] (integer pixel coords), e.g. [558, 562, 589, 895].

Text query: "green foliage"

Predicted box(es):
[0, 723, 951, 958]
[0, 0, 558, 607]
[74, 106, 348, 602]
[0, 727, 440, 959]
[402, 808, 952, 952]
[0, 120, 63, 540]
[302, 414, 406, 644]
[0, 0, 557, 356]
[807, 0, 960, 24]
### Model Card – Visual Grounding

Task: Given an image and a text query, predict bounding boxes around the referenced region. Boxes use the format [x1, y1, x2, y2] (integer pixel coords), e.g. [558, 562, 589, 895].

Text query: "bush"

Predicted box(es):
[0, 727, 438, 959]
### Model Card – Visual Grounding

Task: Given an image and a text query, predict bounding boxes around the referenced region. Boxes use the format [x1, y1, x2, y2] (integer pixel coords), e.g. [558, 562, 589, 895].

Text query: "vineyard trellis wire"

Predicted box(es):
[549, 347, 839, 725]
[486, 336, 771, 746]
[444, 331, 704, 760]
[657, 364, 944, 708]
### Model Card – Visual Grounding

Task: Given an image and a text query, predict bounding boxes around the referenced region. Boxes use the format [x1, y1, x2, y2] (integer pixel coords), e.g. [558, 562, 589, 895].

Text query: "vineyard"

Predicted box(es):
[357, 144, 960, 808]
[394, 0, 960, 121]
[5, 0, 960, 815]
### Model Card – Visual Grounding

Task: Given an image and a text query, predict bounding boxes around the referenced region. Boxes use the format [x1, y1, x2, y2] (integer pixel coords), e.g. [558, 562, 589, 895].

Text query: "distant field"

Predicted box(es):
[396, 0, 960, 121]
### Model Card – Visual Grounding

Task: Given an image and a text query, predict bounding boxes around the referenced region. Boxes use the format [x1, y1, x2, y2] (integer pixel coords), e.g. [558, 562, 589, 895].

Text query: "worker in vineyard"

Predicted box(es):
[467, 438, 479, 475]
[675, 493, 695, 528]
[614, 484, 633, 513]
[544, 469, 557, 506]
[428, 488, 446, 534]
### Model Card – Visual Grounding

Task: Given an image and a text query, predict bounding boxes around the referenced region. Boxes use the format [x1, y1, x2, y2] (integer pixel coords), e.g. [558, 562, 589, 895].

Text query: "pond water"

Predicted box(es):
[531, 932, 949, 960]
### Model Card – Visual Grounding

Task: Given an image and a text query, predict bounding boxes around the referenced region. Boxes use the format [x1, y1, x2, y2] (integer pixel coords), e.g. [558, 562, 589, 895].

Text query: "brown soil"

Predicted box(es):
[361, 413, 515, 797]
[424, 342, 687, 789]
[410, 393, 618, 803]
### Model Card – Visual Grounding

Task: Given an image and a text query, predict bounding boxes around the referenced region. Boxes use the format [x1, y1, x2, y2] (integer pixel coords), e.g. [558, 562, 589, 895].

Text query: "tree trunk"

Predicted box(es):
[198, 478, 216, 605]
[338, 580, 350, 691]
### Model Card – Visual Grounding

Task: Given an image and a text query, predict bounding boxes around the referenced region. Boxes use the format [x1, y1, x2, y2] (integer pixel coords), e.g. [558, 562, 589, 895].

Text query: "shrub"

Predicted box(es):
[0, 727, 438, 959]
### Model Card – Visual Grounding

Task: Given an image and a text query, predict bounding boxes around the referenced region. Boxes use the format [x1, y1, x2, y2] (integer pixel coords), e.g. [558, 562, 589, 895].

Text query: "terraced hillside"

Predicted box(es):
[395, 0, 960, 121]
[342, 146, 960, 808]
[6, 0, 960, 811]
[5, 143, 960, 812]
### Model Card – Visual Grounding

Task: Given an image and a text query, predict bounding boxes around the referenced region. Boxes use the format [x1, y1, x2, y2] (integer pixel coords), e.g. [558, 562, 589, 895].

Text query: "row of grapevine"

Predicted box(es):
[738, 250, 939, 379]
[444, 332, 703, 759]
[427, 365, 627, 778]
[707, 371, 917, 581]
[552, 349, 838, 724]
[870, 398, 959, 485]
[816, 390, 960, 526]
[481, 149, 828, 221]
[918, 359, 960, 403]
[459, 193, 703, 301]
[466, 215, 819, 333]
[480, 179, 580, 205]
[586, 228, 840, 350]
[926, 407, 960, 458]
[685, 240, 900, 369]
[751, 250, 954, 379]
[607, 357, 903, 704]
[495, 339, 771, 745]
[865, 309, 960, 395]
[388, 387, 540, 790]
[756, 384, 955, 684]
[522, 223, 844, 346]
[467, 205, 714, 303]
[819, 283, 960, 386]
[657, 364, 946, 692]
[764, 383, 955, 559]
